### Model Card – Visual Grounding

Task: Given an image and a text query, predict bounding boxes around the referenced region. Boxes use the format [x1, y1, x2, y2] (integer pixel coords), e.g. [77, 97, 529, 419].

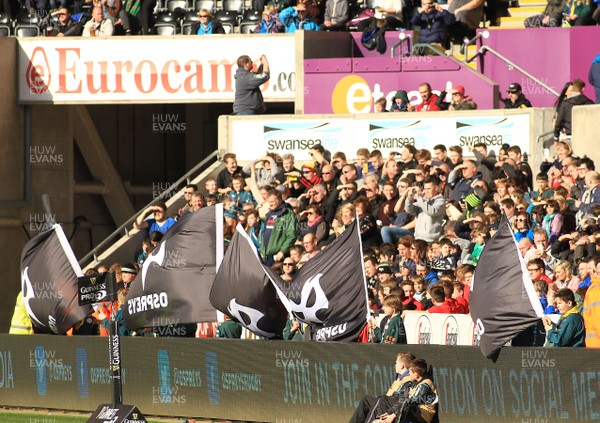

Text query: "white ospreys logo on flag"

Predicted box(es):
[289, 273, 328, 324]
[21, 266, 44, 327]
[141, 241, 166, 290]
[227, 298, 277, 338]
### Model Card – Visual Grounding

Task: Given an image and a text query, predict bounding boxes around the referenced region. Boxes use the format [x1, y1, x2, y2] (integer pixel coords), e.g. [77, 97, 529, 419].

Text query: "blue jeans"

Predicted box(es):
[381, 226, 413, 244]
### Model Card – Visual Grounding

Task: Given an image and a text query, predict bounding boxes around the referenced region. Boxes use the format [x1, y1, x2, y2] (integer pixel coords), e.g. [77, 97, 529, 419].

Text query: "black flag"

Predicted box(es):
[470, 217, 544, 358]
[124, 205, 223, 329]
[264, 218, 370, 342]
[20, 224, 93, 334]
[210, 226, 288, 338]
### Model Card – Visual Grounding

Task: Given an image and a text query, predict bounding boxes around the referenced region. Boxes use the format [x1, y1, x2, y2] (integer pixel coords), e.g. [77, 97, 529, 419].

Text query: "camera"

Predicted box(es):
[428, 3, 435, 8]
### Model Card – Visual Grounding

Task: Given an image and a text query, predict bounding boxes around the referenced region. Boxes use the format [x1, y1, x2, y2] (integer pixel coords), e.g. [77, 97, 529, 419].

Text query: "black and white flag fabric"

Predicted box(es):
[264, 218, 370, 342]
[470, 217, 544, 358]
[20, 224, 92, 334]
[210, 226, 288, 338]
[124, 204, 223, 329]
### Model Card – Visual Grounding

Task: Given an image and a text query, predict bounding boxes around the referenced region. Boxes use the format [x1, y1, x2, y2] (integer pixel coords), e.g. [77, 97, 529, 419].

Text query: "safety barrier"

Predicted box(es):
[1, 335, 598, 422]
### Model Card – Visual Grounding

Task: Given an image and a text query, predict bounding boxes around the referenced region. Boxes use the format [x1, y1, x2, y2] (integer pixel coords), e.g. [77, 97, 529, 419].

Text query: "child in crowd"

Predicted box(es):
[369, 294, 407, 344]
[542, 288, 586, 347]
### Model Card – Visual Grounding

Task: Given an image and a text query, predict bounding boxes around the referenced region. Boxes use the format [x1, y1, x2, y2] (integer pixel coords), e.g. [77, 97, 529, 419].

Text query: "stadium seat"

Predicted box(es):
[221, 0, 243, 23]
[194, 0, 215, 11]
[215, 9, 237, 25]
[221, 21, 233, 33]
[15, 26, 40, 37]
[0, 13, 10, 37]
[239, 22, 255, 34]
[167, 0, 188, 12]
[242, 9, 261, 22]
[155, 23, 178, 35]
[16, 11, 40, 25]
[181, 11, 198, 34]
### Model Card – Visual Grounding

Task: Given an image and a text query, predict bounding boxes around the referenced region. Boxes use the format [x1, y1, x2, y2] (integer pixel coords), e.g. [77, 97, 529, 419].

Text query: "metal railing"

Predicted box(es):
[391, 32, 412, 58]
[410, 43, 447, 57]
[78, 149, 221, 267]
[464, 37, 560, 98]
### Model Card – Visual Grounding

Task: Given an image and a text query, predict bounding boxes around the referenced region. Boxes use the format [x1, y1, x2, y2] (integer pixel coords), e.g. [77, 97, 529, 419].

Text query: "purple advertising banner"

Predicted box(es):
[305, 55, 497, 114]
[479, 27, 600, 108]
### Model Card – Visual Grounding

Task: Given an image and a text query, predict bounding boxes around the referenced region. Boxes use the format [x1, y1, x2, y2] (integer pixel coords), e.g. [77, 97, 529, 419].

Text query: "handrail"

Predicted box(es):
[466, 45, 560, 97]
[535, 130, 554, 155]
[410, 43, 446, 57]
[391, 32, 411, 58]
[463, 31, 489, 62]
[78, 149, 221, 267]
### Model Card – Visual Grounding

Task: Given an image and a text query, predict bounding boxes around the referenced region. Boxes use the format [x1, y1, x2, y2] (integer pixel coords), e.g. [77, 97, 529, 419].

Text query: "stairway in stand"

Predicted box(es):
[500, 0, 547, 27]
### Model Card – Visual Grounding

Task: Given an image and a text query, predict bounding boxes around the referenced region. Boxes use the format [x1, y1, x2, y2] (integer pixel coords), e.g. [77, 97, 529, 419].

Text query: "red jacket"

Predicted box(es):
[428, 299, 454, 314]
[403, 297, 424, 311]
[415, 94, 441, 112]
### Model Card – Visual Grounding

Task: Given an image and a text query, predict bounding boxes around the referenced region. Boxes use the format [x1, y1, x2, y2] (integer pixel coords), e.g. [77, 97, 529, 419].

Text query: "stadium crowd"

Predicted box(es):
[2, 0, 599, 38]
[36, 127, 594, 348]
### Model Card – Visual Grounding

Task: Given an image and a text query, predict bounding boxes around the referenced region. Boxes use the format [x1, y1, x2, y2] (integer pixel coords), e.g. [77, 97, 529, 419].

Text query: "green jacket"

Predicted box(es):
[547, 308, 586, 347]
[261, 205, 297, 257]
[374, 314, 408, 344]
[216, 320, 242, 338]
[283, 319, 304, 340]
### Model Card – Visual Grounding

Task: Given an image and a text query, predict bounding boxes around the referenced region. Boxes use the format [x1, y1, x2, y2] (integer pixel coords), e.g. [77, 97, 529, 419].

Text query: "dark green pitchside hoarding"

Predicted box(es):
[0, 335, 599, 422]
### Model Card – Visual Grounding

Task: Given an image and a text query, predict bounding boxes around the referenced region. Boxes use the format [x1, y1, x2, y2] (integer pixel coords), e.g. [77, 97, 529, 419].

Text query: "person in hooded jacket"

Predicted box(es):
[553, 78, 594, 140]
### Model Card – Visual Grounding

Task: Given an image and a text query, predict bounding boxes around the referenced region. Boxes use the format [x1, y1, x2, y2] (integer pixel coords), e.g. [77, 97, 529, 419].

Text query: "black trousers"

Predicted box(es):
[349, 395, 400, 423]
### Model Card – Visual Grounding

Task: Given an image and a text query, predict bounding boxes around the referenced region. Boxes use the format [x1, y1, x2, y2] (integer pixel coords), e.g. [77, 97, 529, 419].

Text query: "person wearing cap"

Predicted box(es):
[390, 90, 414, 112]
[192, 9, 226, 34]
[447, 85, 477, 111]
[285, 162, 323, 190]
[502, 82, 532, 109]
[121, 263, 138, 288]
[279, 3, 319, 32]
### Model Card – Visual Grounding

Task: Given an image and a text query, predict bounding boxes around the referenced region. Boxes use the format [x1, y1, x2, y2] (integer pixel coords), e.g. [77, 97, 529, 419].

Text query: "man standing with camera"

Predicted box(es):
[404, 176, 446, 243]
[410, 0, 455, 51]
[233, 54, 270, 115]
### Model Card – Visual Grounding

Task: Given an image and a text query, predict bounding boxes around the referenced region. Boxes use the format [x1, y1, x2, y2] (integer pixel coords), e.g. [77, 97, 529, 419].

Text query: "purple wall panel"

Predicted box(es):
[479, 27, 600, 107]
[304, 56, 497, 114]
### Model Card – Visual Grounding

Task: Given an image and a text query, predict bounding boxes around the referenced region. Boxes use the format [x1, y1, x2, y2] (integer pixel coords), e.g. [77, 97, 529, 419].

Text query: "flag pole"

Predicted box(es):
[108, 299, 123, 406]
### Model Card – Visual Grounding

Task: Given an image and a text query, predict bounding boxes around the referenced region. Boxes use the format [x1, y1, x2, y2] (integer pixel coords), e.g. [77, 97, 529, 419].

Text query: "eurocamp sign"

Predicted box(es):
[18, 36, 296, 104]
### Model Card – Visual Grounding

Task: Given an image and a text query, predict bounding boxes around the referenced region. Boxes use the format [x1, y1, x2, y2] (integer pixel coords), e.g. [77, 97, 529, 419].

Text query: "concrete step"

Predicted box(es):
[451, 44, 479, 70]
[515, 0, 547, 6]
[498, 16, 528, 27]
[508, 5, 545, 16]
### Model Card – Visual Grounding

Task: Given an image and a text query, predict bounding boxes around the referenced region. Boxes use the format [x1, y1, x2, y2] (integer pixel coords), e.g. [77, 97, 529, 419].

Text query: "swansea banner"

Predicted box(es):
[210, 226, 288, 339]
[470, 217, 544, 358]
[124, 204, 223, 329]
[263, 218, 370, 341]
[20, 224, 92, 334]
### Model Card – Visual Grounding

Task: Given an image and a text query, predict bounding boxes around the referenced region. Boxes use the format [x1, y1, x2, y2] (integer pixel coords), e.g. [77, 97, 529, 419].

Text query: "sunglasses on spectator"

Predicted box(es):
[515, 218, 526, 222]
[283, 262, 295, 266]
[199, 14, 209, 17]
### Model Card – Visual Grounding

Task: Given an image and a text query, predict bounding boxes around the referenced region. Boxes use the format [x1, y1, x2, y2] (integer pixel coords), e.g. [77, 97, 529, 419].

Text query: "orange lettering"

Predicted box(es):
[85, 61, 110, 94]
[161, 60, 181, 94]
[183, 61, 206, 93]
[56, 48, 81, 93]
[113, 61, 133, 93]
[134, 60, 158, 94]
[208, 60, 233, 93]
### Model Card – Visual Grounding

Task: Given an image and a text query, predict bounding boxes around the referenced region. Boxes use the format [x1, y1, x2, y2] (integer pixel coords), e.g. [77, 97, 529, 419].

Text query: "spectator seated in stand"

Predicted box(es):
[253, 5, 284, 33]
[279, 3, 319, 32]
[192, 9, 226, 34]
